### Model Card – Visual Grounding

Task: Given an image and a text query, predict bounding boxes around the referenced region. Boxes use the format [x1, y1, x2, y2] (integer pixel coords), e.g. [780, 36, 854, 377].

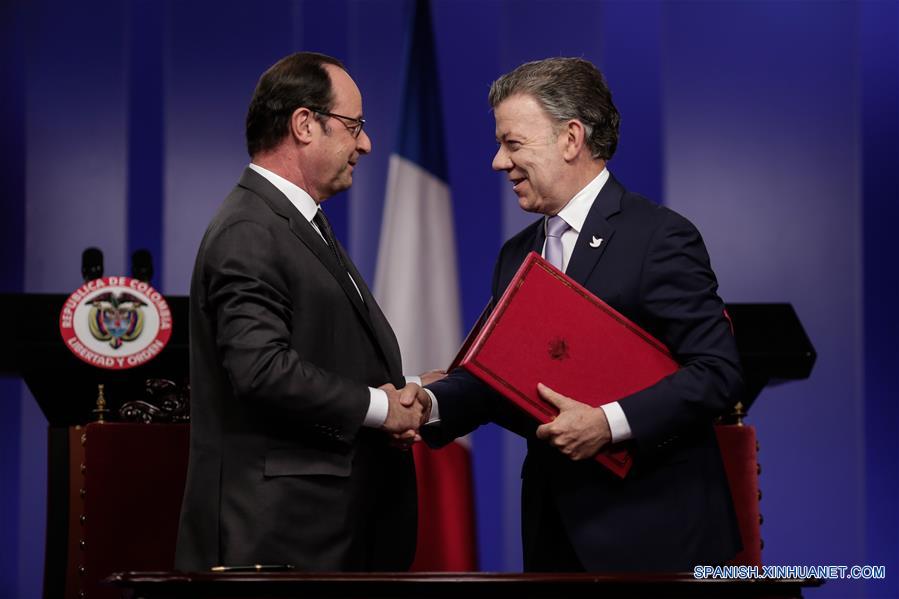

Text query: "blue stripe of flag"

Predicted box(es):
[395, 0, 448, 182]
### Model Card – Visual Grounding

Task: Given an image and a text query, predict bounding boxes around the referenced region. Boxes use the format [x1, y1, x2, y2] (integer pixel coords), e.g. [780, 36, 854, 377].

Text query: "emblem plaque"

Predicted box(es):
[59, 276, 172, 370]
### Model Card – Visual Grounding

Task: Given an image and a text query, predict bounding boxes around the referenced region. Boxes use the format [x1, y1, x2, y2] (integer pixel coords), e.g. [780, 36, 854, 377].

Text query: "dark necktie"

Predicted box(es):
[313, 209, 344, 268]
[313, 209, 365, 304]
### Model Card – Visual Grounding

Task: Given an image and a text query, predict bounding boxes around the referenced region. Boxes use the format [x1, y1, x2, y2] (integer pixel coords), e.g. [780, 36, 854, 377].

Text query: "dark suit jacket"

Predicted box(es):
[425, 174, 742, 571]
[175, 168, 416, 571]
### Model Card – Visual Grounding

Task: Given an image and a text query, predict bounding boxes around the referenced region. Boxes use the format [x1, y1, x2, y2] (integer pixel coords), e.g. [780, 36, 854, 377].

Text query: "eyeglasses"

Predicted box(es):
[312, 109, 366, 139]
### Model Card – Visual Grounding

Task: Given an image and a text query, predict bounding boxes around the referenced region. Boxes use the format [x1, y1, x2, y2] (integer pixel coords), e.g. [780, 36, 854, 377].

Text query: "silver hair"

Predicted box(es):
[488, 57, 620, 160]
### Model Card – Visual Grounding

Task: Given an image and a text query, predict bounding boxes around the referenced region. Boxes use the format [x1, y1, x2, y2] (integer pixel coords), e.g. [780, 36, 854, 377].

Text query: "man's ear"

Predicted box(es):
[290, 107, 315, 144]
[561, 119, 587, 162]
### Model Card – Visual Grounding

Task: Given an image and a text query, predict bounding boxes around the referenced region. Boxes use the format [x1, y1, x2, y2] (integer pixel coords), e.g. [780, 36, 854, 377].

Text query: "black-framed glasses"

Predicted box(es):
[312, 109, 365, 139]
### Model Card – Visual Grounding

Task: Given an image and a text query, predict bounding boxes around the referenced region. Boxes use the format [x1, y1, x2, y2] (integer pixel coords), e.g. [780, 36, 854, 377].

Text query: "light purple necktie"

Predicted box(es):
[545, 215, 570, 271]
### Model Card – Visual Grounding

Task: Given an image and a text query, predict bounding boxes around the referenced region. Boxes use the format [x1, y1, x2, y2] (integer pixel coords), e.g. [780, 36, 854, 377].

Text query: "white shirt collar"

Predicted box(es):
[248, 163, 320, 224]
[550, 168, 610, 235]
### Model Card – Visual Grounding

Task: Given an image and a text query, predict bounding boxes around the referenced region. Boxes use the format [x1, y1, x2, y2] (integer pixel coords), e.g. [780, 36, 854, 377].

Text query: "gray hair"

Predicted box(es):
[488, 57, 620, 160]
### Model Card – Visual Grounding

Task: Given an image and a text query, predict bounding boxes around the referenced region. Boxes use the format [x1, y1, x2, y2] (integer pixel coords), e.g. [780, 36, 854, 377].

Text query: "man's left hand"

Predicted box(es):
[535, 383, 611, 460]
[420, 369, 447, 386]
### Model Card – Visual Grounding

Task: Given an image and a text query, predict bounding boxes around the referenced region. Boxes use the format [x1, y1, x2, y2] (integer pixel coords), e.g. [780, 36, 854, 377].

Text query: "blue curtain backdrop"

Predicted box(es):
[1, 1, 896, 598]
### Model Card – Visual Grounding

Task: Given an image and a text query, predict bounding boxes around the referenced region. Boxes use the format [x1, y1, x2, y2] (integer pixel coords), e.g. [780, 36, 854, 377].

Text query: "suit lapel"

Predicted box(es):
[493, 220, 543, 296]
[532, 218, 547, 255]
[285, 215, 373, 328]
[565, 174, 623, 285]
[236, 168, 380, 344]
[337, 241, 404, 384]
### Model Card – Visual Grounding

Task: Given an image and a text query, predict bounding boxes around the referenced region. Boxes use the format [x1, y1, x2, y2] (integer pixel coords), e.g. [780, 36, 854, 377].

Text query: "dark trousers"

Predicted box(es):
[522, 484, 584, 572]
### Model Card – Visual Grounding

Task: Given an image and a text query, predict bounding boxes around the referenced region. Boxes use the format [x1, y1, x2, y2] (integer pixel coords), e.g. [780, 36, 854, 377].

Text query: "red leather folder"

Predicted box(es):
[458, 252, 679, 478]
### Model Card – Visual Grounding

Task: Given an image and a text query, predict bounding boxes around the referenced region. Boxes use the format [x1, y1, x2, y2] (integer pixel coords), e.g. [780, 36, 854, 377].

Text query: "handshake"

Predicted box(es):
[379, 369, 445, 447]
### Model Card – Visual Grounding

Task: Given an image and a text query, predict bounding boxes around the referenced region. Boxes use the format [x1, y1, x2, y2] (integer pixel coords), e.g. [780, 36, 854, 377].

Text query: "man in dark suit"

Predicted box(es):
[422, 57, 743, 571]
[175, 52, 432, 572]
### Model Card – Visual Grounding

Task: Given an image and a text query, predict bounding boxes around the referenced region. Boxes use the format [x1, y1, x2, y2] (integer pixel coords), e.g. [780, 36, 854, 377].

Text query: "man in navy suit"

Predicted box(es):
[421, 57, 743, 571]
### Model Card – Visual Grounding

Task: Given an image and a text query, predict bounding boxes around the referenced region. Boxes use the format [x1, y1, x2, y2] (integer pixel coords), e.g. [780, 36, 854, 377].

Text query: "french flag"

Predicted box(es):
[373, 0, 478, 572]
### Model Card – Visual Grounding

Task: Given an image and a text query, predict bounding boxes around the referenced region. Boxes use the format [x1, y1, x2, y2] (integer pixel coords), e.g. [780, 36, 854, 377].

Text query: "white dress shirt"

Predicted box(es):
[249, 163, 412, 428]
[539, 168, 632, 443]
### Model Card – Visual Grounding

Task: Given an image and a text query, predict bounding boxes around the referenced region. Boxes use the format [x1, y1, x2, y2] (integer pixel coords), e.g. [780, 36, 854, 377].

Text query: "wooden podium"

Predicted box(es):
[0, 293, 190, 599]
[720, 303, 816, 567]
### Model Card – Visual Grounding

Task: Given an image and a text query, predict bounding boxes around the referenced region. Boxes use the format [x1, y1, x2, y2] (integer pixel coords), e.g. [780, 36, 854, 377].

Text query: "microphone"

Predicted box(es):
[131, 249, 154, 283]
[81, 247, 104, 282]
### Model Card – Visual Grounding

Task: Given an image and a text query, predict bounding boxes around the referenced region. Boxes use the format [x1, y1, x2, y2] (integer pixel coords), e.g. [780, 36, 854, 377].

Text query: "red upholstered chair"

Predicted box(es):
[68, 422, 189, 599]
[715, 422, 763, 566]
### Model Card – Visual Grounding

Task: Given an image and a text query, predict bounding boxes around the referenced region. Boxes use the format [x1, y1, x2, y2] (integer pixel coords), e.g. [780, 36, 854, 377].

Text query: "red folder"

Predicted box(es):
[458, 252, 679, 478]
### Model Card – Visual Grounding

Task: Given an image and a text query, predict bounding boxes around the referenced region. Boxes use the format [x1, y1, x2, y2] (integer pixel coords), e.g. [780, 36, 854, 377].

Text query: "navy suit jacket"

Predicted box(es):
[425, 174, 743, 571]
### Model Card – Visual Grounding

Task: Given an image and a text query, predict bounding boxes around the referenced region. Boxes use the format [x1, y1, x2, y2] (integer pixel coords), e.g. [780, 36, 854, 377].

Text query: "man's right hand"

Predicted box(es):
[380, 383, 428, 434]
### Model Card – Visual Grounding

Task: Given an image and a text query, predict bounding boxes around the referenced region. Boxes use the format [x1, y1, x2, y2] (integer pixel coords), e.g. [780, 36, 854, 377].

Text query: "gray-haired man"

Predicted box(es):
[423, 57, 743, 571]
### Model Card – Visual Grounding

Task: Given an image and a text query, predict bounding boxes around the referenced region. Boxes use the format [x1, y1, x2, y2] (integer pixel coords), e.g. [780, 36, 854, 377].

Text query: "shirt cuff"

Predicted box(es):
[364, 387, 389, 428]
[404, 375, 422, 387]
[423, 388, 440, 424]
[599, 401, 632, 443]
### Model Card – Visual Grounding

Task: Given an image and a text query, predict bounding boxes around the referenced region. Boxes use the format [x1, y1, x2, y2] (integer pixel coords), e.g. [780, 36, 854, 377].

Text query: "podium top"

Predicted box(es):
[0, 293, 188, 426]
[726, 303, 816, 407]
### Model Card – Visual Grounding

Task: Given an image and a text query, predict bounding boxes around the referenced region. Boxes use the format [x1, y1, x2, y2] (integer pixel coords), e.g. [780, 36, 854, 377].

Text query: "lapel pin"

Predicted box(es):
[589, 236, 604, 248]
